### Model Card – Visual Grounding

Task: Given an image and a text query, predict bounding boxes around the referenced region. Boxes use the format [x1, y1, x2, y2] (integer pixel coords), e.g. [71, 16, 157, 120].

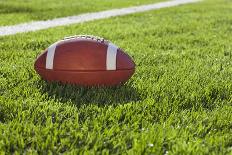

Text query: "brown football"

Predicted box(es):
[34, 35, 135, 86]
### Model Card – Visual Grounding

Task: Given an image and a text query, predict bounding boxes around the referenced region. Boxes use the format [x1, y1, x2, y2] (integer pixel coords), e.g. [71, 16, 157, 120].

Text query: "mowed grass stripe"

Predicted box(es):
[0, 0, 200, 36]
[0, 0, 232, 154]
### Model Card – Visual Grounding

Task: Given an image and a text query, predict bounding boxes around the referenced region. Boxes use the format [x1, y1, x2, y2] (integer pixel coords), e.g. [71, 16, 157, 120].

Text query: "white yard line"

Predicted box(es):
[0, 0, 200, 36]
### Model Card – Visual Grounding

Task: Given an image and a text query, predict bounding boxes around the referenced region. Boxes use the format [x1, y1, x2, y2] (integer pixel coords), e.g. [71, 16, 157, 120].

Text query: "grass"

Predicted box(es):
[0, 0, 164, 26]
[0, 0, 232, 154]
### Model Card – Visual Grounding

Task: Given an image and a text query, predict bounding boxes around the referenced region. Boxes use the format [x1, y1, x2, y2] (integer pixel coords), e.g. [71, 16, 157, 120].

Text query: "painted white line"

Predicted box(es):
[0, 0, 200, 36]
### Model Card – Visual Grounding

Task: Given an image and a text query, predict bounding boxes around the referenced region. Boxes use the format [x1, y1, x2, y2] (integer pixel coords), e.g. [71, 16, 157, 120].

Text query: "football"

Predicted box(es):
[34, 35, 135, 86]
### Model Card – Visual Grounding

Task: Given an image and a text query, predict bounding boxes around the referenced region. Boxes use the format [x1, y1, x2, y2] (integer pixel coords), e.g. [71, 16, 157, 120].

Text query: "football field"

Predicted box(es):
[0, 0, 232, 154]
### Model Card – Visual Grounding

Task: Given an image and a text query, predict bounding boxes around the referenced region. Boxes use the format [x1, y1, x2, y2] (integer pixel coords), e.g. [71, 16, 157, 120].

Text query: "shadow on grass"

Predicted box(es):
[38, 80, 142, 107]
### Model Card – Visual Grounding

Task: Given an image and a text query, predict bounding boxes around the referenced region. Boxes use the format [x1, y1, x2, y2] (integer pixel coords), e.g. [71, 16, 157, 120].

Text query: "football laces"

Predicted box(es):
[63, 35, 109, 43]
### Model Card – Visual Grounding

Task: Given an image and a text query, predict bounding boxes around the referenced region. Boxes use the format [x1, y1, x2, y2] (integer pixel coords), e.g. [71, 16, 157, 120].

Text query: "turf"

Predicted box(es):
[0, 0, 232, 154]
[0, 0, 164, 26]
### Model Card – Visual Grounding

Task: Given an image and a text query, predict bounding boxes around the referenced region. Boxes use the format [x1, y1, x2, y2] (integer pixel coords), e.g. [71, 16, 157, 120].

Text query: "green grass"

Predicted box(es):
[0, 0, 164, 26]
[0, 0, 232, 154]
